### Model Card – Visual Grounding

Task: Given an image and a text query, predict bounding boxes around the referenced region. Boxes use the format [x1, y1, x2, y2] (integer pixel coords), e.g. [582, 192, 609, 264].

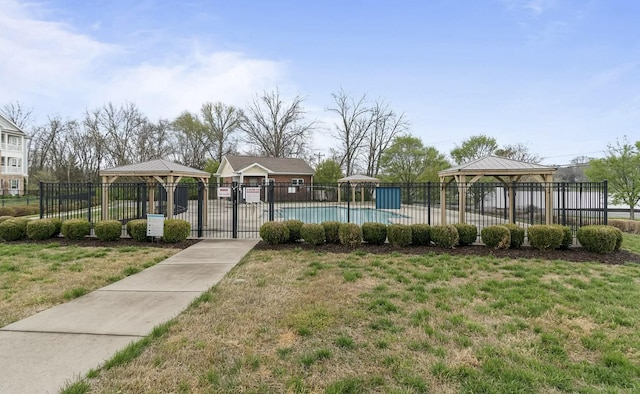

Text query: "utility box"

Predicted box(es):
[376, 187, 401, 209]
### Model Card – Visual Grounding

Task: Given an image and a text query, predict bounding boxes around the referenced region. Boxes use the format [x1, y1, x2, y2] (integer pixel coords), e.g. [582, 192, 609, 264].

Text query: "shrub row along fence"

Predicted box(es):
[39, 180, 607, 239]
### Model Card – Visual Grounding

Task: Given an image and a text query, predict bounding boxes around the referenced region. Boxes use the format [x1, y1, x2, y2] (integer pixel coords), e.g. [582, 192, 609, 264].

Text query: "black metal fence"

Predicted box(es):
[39, 181, 608, 239]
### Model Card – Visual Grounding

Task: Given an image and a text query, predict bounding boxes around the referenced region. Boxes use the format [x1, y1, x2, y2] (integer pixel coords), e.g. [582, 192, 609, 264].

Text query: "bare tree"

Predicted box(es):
[240, 89, 314, 158]
[495, 142, 541, 163]
[201, 102, 242, 162]
[365, 100, 409, 177]
[1, 101, 33, 130]
[84, 102, 148, 167]
[327, 89, 374, 176]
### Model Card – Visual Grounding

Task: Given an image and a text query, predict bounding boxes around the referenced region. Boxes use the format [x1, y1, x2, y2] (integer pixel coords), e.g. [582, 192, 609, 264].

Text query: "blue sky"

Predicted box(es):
[1, 0, 638, 165]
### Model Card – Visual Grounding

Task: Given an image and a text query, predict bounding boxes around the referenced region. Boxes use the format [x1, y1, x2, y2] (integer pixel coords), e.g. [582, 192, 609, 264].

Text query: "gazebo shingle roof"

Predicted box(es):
[439, 155, 556, 177]
[100, 159, 210, 177]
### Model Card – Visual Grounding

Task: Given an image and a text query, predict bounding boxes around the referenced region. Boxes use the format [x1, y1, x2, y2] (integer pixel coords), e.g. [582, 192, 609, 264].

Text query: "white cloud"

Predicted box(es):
[0, 0, 287, 121]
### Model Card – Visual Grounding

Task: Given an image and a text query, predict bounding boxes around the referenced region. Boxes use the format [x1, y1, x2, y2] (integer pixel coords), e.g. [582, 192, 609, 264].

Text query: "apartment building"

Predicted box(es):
[0, 114, 29, 195]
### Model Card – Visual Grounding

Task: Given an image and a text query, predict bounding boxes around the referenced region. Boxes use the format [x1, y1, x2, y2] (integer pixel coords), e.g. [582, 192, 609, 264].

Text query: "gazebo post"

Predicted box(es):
[544, 174, 553, 224]
[457, 174, 466, 223]
[148, 180, 155, 214]
[101, 175, 109, 221]
[440, 178, 447, 225]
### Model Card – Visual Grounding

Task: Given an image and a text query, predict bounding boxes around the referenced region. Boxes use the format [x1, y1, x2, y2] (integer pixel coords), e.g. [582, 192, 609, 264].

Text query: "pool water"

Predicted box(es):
[277, 206, 407, 225]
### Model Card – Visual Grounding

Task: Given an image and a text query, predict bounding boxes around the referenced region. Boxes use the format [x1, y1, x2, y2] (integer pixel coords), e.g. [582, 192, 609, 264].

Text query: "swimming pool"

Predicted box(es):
[277, 206, 408, 225]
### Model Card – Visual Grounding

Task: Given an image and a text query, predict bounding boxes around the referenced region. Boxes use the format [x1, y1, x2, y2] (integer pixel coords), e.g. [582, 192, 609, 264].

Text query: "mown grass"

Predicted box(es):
[80, 235, 640, 393]
[0, 243, 178, 327]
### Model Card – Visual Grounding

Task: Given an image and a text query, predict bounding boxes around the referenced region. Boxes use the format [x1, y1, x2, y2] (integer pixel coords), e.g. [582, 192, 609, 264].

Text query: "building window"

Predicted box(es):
[9, 157, 20, 167]
[10, 179, 19, 189]
[292, 178, 304, 186]
[8, 136, 20, 145]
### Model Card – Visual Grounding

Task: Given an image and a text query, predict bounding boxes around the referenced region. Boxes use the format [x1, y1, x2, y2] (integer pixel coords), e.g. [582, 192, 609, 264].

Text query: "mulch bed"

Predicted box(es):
[253, 241, 640, 265]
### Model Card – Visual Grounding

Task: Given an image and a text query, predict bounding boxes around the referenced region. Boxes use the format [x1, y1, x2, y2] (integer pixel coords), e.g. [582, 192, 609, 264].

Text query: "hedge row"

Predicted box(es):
[259, 221, 623, 254]
[609, 219, 640, 234]
[0, 216, 191, 243]
[0, 205, 40, 217]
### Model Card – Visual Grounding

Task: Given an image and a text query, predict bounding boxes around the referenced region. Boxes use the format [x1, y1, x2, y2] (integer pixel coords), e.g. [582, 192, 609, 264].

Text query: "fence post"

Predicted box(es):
[268, 180, 275, 221]
[347, 181, 351, 223]
[603, 180, 608, 225]
[87, 182, 92, 224]
[39, 181, 44, 219]
[427, 182, 431, 225]
[197, 181, 204, 238]
[232, 181, 238, 238]
[511, 181, 517, 224]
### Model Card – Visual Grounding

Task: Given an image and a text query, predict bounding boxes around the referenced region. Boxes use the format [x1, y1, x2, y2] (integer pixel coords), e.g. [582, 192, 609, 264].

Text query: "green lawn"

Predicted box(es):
[70, 234, 640, 393]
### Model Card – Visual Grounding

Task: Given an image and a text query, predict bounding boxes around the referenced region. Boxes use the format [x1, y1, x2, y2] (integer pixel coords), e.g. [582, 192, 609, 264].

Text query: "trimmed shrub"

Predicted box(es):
[163, 219, 191, 243]
[51, 218, 63, 237]
[322, 221, 341, 244]
[454, 223, 478, 246]
[552, 225, 573, 250]
[61, 219, 91, 240]
[481, 225, 511, 249]
[362, 222, 387, 245]
[127, 219, 150, 242]
[608, 219, 640, 234]
[387, 224, 412, 247]
[0, 218, 28, 241]
[430, 225, 459, 249]
[338, 223, 362, 248]
[614, 227, 623, 250]
[259, 221, 290, 245]
[301, 223, 325, 246]
[94, 220, 123, 242]
[26, 218, 57, 240]
[284, 219, 304, 243]
[13, 205, 39, 217]
[502, 224, 525, 249]
[0, 207, 15, 216]
[410, 224, 431, 246]
[527, 225, 564, 250]
[577, 225, 619, 253]
[0, 215, 15, 223]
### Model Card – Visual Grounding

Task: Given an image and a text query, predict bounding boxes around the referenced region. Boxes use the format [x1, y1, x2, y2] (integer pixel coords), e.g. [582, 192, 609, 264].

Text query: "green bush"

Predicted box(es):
[0, 215, 14, 223]
[163, 219, 191, 243]
[410, 224, 431, 246]
[362, 222, 387, 245]
[527, 225, 564, 250]
[26, 219, 56, 240]
[577, 225, 620, 253]
[481, 225, 510, 249]
[322, 221, 341, 244]
[0, 207, 15, 216]
[502, 224, 525, 249]
[387, 224, 412, 247]
[430, 225, 459, 249]
[284, 219, 304, 243]
[454, 223, 477, 246]
[614, 227, 623, 251]
[259, 222, 290, 245]
[126, 219, 150, 242]
[338, 223, 362, 248]
[61, 219, 91, 240]
[94, 220, 123, 242]
[301, 223, 325, 246]
[552, 225, 573, 250]
[0, 218, 28, 241]
[51, 218, 63, 237]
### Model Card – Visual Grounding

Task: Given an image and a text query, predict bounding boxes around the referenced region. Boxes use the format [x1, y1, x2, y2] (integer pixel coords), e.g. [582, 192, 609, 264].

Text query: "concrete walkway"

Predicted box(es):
[0, 239, 258, 394]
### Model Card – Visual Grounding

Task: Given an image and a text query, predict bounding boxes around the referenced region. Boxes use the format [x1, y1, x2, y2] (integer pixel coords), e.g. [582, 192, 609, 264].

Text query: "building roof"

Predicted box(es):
[0, 114, 26, 135]
[221, 156, 315, 175]
[100, 159, 210, 178]
[438, 155, 557, 177]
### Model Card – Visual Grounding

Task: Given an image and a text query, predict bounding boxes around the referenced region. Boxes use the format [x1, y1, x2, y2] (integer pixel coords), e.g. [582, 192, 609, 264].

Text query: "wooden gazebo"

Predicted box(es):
[337, 174, 380, 203]
[99, 159, 210, 221]
[438, 156, 557, 224]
